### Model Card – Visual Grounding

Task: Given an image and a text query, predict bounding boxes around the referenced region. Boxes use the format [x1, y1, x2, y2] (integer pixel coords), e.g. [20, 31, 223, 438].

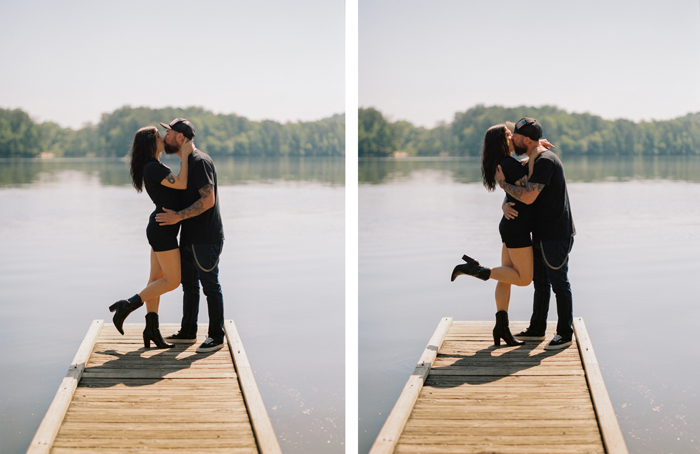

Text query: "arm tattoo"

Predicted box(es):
[166, 173, 176, 184]
[198, 184, 212, 198]
[176, 184, 214, 221]
[177, 199, 206, 220]
[501, 181, 544, 202]
[515, 175, 528, 187]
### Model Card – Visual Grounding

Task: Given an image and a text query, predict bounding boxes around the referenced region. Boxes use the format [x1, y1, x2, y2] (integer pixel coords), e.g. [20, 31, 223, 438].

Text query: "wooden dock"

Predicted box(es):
[27, 319, 281, 454]
[370, 317, 628, 454]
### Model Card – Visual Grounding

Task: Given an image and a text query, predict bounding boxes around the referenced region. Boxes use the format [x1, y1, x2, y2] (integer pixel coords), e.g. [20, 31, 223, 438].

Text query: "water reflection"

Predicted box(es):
[359, 155, 700, 184]
[0, 156, 345, 188]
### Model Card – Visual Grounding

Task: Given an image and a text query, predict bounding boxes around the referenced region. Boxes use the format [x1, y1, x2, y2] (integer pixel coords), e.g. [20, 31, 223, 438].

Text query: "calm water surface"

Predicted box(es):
[0, 156, 344, 454]
[359, 156, 700, 454]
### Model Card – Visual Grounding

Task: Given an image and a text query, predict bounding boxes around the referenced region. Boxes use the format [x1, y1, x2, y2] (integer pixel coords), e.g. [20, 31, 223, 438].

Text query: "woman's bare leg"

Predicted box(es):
[495, 244, 512, 312]
[145, 249, 164, 314]
[138, 248, 181, 305]
[489, 246, 534, 287]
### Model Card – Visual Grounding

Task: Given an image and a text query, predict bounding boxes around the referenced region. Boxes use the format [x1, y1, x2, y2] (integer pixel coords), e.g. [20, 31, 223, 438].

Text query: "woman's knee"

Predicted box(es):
[517, 270, 533, 287]
[162, 274, 181, 292]
[514, 278, 532, 287]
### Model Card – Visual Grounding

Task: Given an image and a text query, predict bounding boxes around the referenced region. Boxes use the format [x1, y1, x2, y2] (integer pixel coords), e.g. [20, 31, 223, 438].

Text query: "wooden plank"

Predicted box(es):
[394, 444, 605, 453]
[397, 434, 605, 444]
[402, 419, 601, 429]
[406, 411, 597, 421]
[56, 421, 256, 431]
[574, 317, 629, 454]
[51, 438, 257, 448]
[402, 426, 602, 435]
[225, 318, 282, 454]
[50, 448, 259, 454]
[369, 317, 453, 454]
[80, 369, 237, 379]
[62, 414, 254, 424]
[26, 319, 104, 454]
[77, 377, 239, 387]
[56, 428, 255, 439]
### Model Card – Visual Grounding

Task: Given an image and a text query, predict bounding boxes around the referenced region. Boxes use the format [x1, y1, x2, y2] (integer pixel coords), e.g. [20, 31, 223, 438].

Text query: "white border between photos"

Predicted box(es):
[345, 0, 359, 453]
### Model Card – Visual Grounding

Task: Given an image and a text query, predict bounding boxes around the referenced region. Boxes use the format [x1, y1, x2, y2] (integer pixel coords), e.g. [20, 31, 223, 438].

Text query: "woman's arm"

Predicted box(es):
[159, 140, 193, 190]
[527, 145, 549, 179]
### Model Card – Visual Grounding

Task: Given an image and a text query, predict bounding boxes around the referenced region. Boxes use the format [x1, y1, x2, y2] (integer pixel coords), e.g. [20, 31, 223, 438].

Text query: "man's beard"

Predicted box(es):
[164, 142, 180, 155]
[513, 143, 528, 156]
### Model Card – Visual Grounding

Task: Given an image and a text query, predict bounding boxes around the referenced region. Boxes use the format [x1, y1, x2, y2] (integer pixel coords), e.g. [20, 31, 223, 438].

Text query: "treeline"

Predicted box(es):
[0, 106, 344, 158]
[359, 105, 700, 157]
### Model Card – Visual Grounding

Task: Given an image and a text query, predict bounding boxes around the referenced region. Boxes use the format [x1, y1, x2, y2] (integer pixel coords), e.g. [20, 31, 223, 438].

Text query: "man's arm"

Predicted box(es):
[500, 180, 543, 205]
[156, 184, 215, 225]
[495, 165, 543, 205]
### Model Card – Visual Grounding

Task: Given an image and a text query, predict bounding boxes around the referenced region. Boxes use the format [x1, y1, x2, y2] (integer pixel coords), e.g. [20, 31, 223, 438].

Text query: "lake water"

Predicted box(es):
[359, 156, 700, 454]
[0, 156, 345, 454]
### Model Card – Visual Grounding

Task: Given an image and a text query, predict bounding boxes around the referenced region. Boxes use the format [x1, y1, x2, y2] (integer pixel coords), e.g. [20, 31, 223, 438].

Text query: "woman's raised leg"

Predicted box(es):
[489, 246, 534, 287]
[138, 248, 181, 303]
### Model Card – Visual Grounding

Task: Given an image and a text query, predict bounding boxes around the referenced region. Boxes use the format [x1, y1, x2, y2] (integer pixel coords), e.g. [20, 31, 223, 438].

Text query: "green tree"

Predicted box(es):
[359, 107, 395, 157]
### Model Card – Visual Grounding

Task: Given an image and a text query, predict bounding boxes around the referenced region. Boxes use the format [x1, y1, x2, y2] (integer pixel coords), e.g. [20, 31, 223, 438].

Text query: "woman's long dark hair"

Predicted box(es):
[481, 124, 510, 191]
[129, 126, 159, 192]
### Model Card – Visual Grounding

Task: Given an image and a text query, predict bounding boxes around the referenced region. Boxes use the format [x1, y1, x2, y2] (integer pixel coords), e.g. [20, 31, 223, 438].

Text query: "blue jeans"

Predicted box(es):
[179, 241, 225, 343]
[529, 238, 574, 341]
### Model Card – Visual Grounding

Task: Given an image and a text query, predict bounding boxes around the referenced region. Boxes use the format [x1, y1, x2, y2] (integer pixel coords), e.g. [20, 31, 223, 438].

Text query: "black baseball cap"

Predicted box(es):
[159, 118, 195, 140]
[505, 117, 542, 141]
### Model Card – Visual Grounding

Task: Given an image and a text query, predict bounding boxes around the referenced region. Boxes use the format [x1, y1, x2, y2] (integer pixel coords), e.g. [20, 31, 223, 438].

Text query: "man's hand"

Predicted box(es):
[502, 201, 519, 220]
[156, 208, 182, 226]
[495, 165, 505, 188]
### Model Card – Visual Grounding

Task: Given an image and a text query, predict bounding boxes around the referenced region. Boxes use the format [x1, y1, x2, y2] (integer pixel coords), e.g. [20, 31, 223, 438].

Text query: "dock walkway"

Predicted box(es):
[27, 319, 281, 454]
[371, 317, 628, 454]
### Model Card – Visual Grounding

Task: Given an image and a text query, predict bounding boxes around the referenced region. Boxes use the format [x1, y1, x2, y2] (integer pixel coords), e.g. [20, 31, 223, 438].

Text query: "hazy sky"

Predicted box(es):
[0, 0, 344, 129]
[360, 0, 700, 127]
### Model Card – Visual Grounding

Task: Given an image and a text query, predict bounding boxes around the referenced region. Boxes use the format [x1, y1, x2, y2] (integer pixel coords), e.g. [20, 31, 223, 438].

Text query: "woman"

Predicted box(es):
[451, 124, 546, 346]
[109, 126, 193, 348]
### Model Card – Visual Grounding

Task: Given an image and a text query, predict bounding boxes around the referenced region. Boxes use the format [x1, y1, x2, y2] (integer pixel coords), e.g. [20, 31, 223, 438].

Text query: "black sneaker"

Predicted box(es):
[514, 328, 546, 341]
[164, 331, 197, 344]
[196, 337, 224, 353]
[544, 334, 572, 350]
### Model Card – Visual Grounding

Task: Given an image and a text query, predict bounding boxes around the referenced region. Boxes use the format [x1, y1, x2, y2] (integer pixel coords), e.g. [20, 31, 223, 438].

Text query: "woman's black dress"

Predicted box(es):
[142, 159, 182, 252]
[498, 156, 534, 249]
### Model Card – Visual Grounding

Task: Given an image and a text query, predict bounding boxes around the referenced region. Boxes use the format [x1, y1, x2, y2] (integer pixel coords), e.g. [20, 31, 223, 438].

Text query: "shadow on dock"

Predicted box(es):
[79, 347, 217, 388]
[429, 342, 566, 386]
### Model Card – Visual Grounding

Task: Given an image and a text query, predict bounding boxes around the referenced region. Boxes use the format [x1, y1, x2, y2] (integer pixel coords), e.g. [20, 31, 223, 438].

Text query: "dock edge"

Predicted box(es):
[573, 317, 629, 454]
[224, 318, 282, 454]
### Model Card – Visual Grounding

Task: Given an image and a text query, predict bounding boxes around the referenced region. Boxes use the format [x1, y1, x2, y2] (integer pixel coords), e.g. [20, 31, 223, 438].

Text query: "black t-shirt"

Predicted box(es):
[528, 150, 576, 241]
[180, 149, 225, 245]
[142, 160, 182, 211]
[500, 156, 531, 212]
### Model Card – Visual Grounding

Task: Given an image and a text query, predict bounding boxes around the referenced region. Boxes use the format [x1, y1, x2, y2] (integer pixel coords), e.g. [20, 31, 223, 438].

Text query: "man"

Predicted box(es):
[155, 118, 226, 353]
[495, 117, 576, 350]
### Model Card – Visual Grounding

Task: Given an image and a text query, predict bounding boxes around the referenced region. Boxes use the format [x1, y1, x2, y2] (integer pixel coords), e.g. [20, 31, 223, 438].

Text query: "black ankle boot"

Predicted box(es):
[451, 254, 491, 281]
[109, 296, 143, 335]
[493, 310, 524, 346]
[143, 312, 173, 349]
